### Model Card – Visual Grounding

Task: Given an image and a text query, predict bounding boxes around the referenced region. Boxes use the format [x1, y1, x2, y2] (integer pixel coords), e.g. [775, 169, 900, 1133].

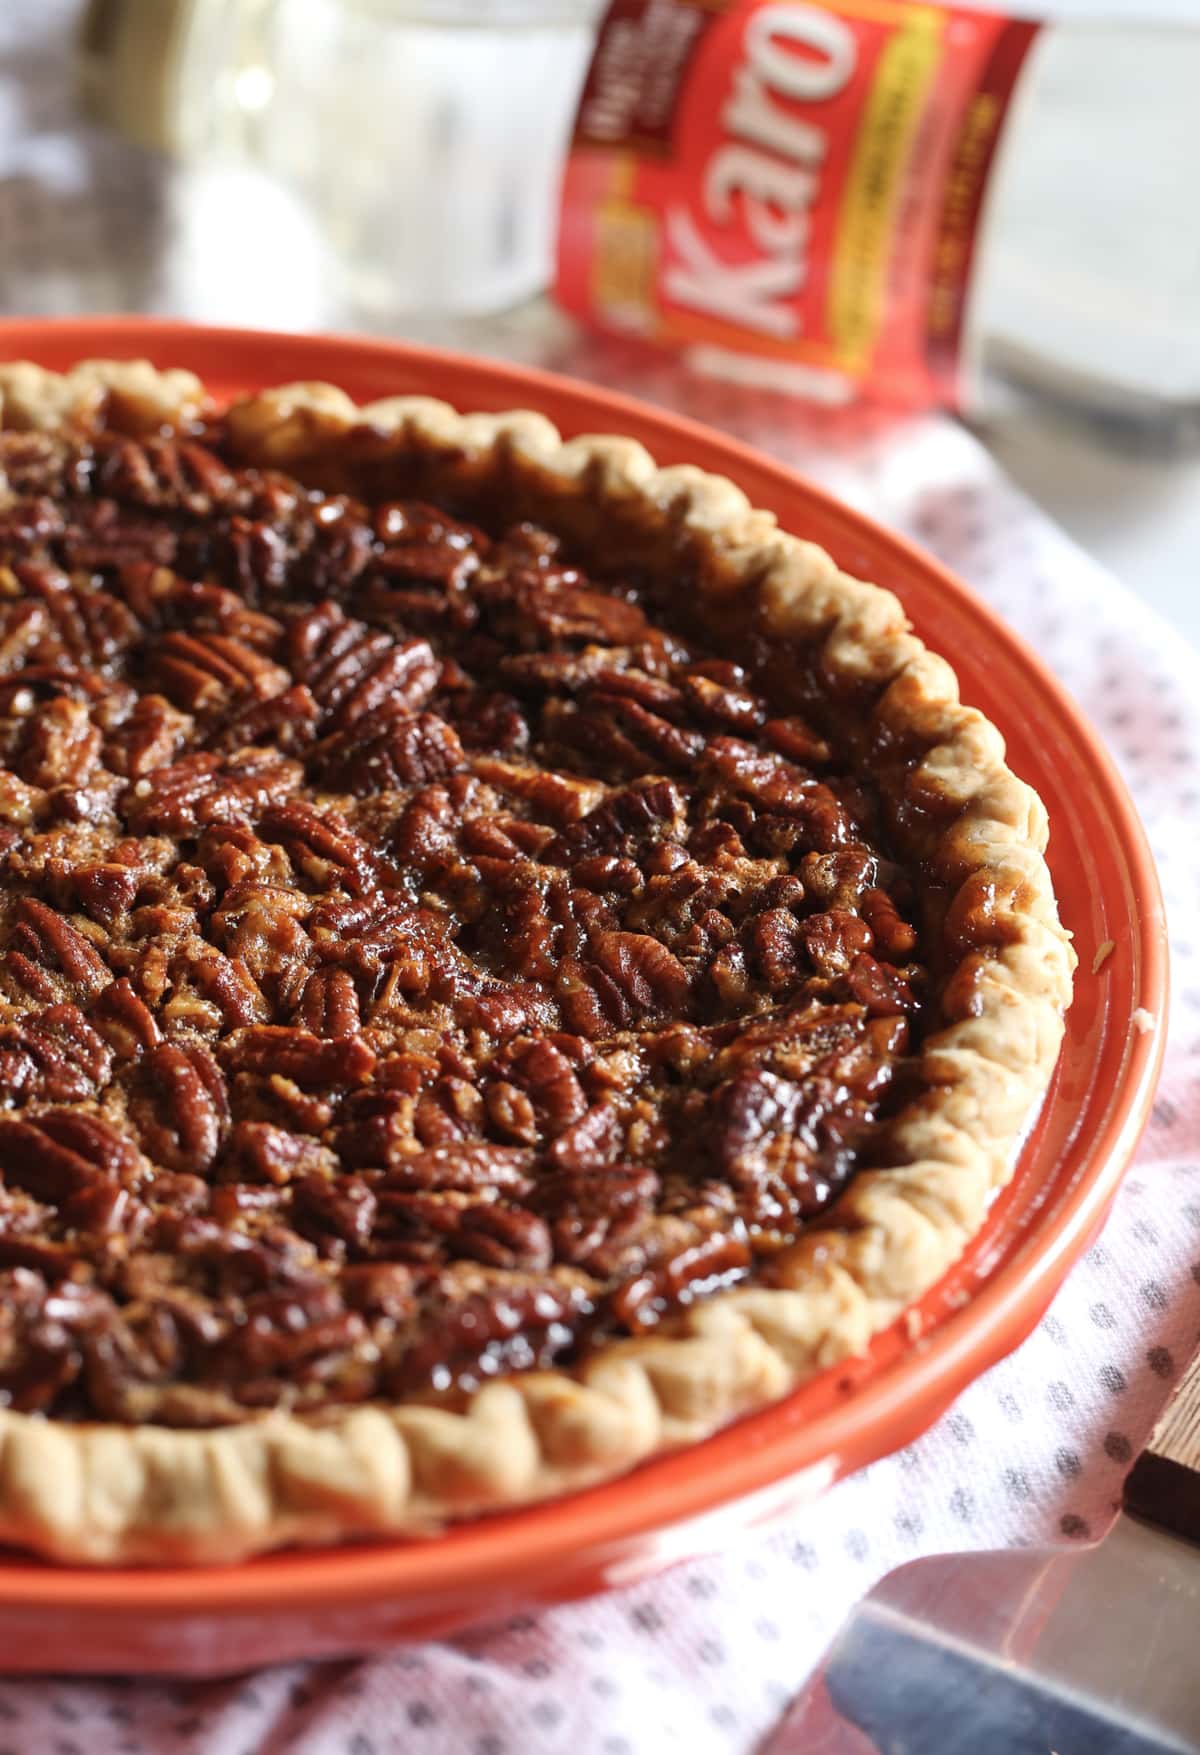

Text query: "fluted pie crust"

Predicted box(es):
[0, 359, 1074, 1564]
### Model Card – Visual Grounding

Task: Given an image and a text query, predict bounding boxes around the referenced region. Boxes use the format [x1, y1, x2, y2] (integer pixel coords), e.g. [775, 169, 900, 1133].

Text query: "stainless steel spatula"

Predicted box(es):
[763, 1346, 1200, 1754]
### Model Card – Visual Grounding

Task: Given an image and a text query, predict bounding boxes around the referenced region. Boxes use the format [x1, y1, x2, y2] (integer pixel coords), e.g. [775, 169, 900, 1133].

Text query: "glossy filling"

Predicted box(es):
[0, 424, 926, 1423]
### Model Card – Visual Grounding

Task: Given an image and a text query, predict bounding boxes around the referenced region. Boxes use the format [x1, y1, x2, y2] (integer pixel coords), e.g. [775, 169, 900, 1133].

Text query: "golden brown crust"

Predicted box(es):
[0, 358, 207, 436]
[0, 359, 1074, 1564]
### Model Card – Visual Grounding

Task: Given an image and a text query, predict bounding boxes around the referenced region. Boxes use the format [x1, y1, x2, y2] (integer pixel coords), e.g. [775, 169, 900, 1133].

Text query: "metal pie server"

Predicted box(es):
[762, 1347, 1200, 1754]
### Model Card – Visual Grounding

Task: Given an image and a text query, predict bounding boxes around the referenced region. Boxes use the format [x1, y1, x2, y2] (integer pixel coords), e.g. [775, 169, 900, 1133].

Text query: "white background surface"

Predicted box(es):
[986, 408, 1200, 651]
[966, 0, 1200, 649]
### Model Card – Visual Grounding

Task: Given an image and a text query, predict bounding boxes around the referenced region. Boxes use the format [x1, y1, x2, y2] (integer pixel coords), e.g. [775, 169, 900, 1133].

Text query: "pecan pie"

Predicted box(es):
[0, 360, 1074, 1563]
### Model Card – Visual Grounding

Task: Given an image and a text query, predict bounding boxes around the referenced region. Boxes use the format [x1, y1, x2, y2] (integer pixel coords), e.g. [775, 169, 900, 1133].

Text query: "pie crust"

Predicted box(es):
[0, 359, 1074, 1564]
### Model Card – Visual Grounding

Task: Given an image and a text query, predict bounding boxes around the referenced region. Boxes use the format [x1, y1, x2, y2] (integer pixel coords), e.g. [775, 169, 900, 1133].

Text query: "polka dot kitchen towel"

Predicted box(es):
[3, 3, 1200, 1745]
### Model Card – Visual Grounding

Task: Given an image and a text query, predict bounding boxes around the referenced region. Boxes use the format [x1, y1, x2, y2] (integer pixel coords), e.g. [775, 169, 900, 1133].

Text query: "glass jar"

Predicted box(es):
[80, 0, 601, 319]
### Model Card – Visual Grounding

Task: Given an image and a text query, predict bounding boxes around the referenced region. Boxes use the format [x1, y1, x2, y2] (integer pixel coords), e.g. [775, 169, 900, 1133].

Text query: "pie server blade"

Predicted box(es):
[762, 1347, 1200, 1755]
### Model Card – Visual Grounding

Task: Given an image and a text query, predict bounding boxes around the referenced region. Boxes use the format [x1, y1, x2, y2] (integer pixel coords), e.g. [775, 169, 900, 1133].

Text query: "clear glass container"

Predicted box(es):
[80, 0, 601, 319]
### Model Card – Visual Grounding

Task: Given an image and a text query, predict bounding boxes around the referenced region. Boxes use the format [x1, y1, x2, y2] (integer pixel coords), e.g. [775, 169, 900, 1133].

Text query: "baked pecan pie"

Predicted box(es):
[0, 360, 1073, 1563]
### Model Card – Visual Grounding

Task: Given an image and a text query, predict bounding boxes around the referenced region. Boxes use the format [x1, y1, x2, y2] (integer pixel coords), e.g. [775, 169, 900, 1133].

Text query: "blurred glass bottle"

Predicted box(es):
[79, 0, 600, 319]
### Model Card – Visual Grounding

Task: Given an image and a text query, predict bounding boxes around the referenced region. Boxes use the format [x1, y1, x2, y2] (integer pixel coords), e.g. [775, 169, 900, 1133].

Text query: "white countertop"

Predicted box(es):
[981, 408, 1200, 652]
[935, 0, 1200, 650]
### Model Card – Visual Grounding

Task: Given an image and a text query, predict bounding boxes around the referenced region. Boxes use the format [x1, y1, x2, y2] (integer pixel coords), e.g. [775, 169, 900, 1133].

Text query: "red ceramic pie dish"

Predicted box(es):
[0, 318, 1167, 1675]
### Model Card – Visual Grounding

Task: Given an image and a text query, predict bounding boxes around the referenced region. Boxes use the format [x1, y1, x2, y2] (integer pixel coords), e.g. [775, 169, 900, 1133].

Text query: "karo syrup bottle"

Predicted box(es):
[554, 1, 1200, 435]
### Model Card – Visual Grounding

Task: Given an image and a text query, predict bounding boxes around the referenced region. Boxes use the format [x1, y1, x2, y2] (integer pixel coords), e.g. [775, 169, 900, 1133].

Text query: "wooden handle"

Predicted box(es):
[1123, 1348, 1200, 1544]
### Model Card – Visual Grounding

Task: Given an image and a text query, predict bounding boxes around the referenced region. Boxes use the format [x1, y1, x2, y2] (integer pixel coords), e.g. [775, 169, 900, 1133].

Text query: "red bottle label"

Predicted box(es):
[554, 0, 1040, 408]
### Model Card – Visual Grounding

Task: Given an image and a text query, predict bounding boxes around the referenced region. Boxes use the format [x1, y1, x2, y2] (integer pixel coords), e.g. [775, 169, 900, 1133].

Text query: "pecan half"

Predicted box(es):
[0, 1001, 112, 1105]
[121, 749, 303, 834]
[3, 896, 111, 1002]
[220, 1024, 375, 1087]
[131, 1043, 230, 1175]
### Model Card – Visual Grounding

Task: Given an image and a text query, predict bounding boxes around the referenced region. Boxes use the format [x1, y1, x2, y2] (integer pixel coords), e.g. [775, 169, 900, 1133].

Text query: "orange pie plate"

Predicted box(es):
[0, 319, 1168, 1675]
